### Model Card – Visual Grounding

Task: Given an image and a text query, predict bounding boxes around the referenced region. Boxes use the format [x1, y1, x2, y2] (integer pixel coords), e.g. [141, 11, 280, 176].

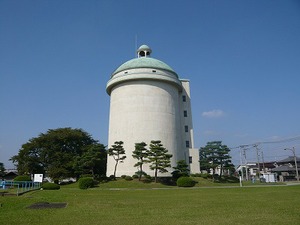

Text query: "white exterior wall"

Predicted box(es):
[180, 80, 200, 174]
[107, 68, 184, 177]
[189, 148, 200, 174]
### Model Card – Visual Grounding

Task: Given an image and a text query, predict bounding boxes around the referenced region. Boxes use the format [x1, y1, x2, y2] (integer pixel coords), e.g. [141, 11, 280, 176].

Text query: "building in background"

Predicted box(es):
[106, 45, 200, 177]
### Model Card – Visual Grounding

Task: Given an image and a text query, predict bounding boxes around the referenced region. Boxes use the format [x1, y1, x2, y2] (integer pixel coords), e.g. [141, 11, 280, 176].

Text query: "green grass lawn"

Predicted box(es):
[1, 180, 299, 225]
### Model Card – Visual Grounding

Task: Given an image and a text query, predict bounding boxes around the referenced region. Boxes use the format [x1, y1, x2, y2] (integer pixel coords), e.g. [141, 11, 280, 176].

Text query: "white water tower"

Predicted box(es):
[106, 45, 199, 177]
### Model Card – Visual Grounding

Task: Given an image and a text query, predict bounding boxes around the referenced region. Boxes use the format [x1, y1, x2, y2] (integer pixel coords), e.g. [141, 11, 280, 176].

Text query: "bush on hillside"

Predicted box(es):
[217, 175, 239, 183]
[121, 175, 127, 179]
[14, 175, 31, 182]
[145, 175, 152, 180]
[142, 178, 152, 183]
[142, 175, 152, 183]
[158, 177, 175, 186]
[78, 177, 94, 189]
[42, 183, 60, 190]
[190, 173, 212, 179]
[125, 176, 133, 181]
[132, 174, 139, 179]
[176, 177, 196, 187]
[80, 174, 94, 178]
[135, 171, 148, 177]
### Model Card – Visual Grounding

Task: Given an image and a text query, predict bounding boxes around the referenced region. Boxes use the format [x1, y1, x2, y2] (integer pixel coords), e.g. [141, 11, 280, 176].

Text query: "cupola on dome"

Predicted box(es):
[111, 44, 178, 77]
[137, 45, 152, 57]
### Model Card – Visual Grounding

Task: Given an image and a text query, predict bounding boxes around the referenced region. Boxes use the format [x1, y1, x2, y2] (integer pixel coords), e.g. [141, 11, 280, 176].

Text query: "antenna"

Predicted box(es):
[135, 34, 138, 57]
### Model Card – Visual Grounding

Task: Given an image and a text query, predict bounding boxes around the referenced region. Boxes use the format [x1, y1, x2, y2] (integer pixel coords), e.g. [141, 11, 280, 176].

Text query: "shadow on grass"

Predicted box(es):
[27, 202, 67, 209]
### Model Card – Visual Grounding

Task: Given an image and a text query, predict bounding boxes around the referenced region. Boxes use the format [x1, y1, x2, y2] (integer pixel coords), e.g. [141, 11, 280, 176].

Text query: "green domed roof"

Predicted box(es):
[107, 45, 182, 94]
[112, 57, 178, 77]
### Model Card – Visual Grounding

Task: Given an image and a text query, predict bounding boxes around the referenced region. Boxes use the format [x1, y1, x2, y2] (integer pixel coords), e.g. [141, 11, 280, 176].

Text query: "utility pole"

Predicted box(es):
[261, 150, 266, 173]
[240, 145, 249, 180]
[242, 147, 249, 181]
[284, 147, 299, 182]
[254, 144, 260, 182]
[239, 148, 244, 181]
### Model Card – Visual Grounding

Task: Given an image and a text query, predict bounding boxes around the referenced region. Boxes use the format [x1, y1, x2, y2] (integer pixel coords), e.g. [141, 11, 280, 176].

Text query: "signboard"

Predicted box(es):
[263, 173, 276, 183]
[33, 174, 43, 183]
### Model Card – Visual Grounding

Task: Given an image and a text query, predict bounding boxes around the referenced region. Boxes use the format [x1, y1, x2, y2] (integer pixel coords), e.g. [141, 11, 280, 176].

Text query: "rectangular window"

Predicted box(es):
[182, 95, 186, 102]
[184, 110, 187, 117]
[186, 141, 190, 148]
[185, 125, 188, 132]
[189, 156, 192, 164]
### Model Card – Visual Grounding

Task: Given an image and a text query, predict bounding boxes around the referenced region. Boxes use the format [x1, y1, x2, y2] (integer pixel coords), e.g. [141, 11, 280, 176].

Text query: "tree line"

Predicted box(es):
[108, 140, 173, 183]
[10, 128, 175, 182]
[10, 128, 107, 181]
[10, 127, 235, 182]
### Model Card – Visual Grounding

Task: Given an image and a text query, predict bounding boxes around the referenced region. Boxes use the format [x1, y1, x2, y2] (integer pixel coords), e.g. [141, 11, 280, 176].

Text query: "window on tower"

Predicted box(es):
[184, 110, 187, 117]
[186, 141, 190, 147]
[182, 95, 186, 102]
[185, 125, 188, 132]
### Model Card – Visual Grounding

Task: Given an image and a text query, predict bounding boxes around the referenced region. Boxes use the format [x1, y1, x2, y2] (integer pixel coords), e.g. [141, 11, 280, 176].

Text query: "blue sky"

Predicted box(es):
[1, 0, 300, 168]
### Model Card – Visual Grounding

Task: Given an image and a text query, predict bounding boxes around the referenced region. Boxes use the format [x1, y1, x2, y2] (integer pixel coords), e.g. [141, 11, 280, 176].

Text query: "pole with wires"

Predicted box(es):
[254, 144, 260, 182]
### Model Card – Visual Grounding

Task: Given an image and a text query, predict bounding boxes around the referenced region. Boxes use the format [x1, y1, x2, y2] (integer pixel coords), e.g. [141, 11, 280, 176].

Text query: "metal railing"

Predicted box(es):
[1, 180, 41, 196]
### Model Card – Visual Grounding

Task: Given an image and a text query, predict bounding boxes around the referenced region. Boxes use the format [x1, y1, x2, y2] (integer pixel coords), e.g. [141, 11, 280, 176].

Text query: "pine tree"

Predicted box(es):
[108, 141, 126, 179]
[171, 160, 189, 180]
[147, 140, 172, 183]
[132, 142, 148, 181]
[199, 141, 234, 178]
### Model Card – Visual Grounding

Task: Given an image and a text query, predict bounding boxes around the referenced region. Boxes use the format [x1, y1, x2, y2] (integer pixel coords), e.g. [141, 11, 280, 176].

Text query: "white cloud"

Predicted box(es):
[202, 109, 225, 118]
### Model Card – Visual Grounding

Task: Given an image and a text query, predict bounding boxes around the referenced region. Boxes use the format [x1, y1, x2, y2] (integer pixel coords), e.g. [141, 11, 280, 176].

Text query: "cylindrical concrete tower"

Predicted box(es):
[106, 45, 186, 177]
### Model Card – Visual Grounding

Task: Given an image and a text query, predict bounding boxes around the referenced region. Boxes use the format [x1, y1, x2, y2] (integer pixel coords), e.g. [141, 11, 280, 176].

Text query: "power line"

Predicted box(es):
[230, 135, 300, 149]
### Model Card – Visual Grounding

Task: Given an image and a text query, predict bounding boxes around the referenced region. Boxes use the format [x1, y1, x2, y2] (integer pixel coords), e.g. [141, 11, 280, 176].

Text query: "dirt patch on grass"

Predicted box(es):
[27, 202, 67, 209]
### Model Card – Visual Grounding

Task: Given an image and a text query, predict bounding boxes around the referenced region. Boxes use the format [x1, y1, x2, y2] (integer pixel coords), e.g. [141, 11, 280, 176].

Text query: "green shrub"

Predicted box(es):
[80, 174, 94, 178]
[200, 173, 210, 179]
[125, 176, 133, 181]
[143, 178, 152, 183]
[176, 177, 196, 187]
[145, 175, 152, 180]
[135, 171, 147, 177]
[143, 175, 152, 183]
[218, 175, 239, 183]
[121, 175, 127, 179]
[78, 177, 94, 189]
[158, 177, 175, 185]
[190, 173, 212, 179]
[42, 183, 60, 190]
[53, 179, 59, 184]
[14, 175, 31, 182]
[132, 174, 139, 179]
[190, 173, 201, 177]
